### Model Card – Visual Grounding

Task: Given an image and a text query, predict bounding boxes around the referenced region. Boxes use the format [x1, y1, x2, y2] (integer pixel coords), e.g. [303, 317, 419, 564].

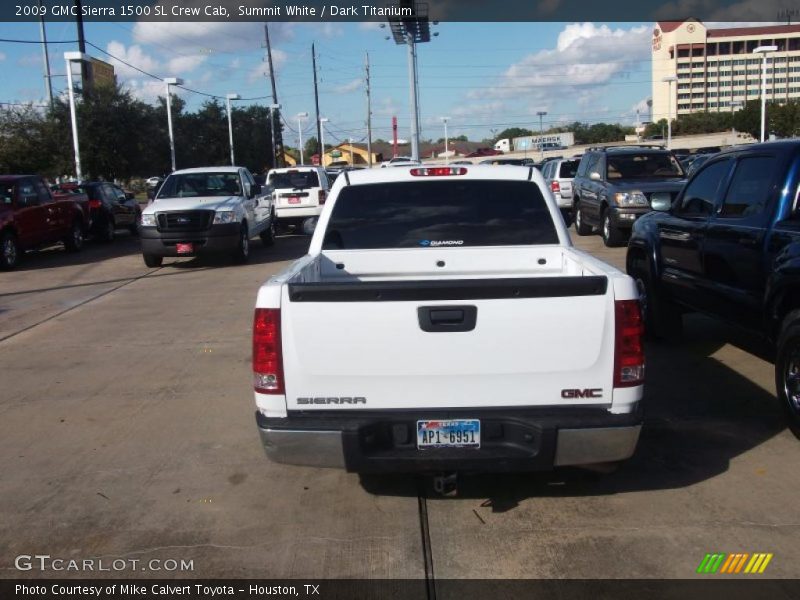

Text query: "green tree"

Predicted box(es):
[495, 127, 533, 142]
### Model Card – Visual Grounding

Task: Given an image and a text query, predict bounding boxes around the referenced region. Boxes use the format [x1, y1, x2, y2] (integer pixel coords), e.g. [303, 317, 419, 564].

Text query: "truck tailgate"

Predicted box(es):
[281, 276, 615, 410]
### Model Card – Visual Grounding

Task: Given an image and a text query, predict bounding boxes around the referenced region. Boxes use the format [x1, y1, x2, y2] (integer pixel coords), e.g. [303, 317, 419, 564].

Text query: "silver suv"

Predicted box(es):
[541, 158, 580, 221]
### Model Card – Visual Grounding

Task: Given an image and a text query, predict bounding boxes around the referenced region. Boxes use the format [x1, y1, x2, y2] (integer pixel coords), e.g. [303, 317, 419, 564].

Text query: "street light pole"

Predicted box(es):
[268, 103, 281, 169]
[661, 75, 677, 150]
[164, 77, 183, 172]
[754, 45, 778, 143]
[296, 112, 309, 164]
[536, 111, 547, 160]
[319, 117, 329, 166]
[440, 117, 449, 164]
[64, 51, 88, 181]
[226, 93, 241, 166]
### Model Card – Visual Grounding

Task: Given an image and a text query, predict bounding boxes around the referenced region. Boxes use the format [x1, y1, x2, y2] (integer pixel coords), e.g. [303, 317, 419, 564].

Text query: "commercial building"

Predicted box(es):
[651, 20, 800, 120]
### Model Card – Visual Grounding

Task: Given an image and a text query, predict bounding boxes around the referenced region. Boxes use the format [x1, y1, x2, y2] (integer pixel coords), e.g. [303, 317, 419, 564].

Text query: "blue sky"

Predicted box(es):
[1, 20, 655, 144]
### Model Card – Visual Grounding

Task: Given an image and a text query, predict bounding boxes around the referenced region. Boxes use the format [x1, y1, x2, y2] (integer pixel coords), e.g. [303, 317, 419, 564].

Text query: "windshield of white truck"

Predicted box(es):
[268, 171, 320, 190]
[323, 180, 558, 250]
[157, 173, 242, 199]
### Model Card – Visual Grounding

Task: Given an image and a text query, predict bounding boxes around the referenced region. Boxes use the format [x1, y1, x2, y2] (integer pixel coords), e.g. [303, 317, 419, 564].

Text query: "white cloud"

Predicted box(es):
[474, 23, 650, 100]
[332, 78, 362, 94]
[166, 54, 207, 75]
[132, 19, 292, 54]
[358, 22, 383, 31]
[124, 78, 168, 103]
[247, 50, 287, 83]
[16, 52, 43, 67]
[105, 41, 160, 79]
[0, 52, 7, 62]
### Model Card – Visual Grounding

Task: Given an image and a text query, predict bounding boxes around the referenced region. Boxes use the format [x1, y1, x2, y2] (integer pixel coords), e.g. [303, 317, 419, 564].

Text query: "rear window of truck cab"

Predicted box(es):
[323, 179, 559, 250]
[269, 170, 320, 190]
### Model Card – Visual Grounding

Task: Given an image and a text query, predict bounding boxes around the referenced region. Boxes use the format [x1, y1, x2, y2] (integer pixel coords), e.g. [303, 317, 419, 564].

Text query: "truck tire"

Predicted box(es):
[775, 309, 800, 437]
[574, 201, 592, 236]
[601, 208, 624, 247]
[143, 254, 163, 268]
[259, 216, 276, 247]
[1, 231, 20, 270]
[64, 219, 84, 252]
[629, 256, 682, 340]
[233, 222, 250, 264]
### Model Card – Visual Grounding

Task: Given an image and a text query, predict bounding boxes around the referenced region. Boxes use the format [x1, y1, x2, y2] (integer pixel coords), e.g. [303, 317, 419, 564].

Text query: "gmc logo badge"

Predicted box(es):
[561, 388, 603, 399]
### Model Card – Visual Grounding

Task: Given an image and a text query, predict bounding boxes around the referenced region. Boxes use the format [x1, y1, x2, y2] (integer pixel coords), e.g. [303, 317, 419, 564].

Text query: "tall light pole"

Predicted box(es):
[319, 117, 329, 166]
[661, 75, 677, 149]
[536, 111, 547, 160]
[226, 93, 241, 166]
[64, 51, 87, 181]
[164, 77, 183, 172]
[440, 117, 449, 164]
[383, 4, 435, 162]
[268, 103, 281, 169]
[753, 45, 778, 143]
[296, 112, 309, 164]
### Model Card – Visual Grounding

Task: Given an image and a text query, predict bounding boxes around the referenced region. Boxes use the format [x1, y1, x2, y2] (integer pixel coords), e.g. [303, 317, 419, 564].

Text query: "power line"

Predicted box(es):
[0, 38, 78, 44]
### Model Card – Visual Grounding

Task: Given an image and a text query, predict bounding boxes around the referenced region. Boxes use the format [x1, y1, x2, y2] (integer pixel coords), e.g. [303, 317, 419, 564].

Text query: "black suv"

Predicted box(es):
[572, 145, 686, 246]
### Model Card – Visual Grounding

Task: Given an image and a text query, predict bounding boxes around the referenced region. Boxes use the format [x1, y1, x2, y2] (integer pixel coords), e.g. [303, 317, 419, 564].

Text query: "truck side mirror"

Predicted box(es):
[589, 172, 602, 181]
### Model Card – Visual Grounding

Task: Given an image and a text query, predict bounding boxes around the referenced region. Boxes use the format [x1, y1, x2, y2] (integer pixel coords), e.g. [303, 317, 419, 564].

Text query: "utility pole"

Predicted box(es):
[264, 24, 284, 167]
[38, 0, 53, 107]
[73, 0, 89, 89]
[312, 43, 322, 162]
[365, 52, 373, 167]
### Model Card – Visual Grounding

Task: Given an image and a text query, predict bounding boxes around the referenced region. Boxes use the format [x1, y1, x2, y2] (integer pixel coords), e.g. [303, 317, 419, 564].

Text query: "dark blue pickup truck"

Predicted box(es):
[626, 140, 800, 432]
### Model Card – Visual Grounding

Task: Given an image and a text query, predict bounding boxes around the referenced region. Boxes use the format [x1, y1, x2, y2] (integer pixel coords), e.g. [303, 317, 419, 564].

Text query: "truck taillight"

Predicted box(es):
[614, 300, 644, 387]
[410, 167, 467, 176]
[551, 180, 560, 194]
[88, 199, 102, 209]
[253, 308, 284, 394]
[318, 189, 327, 205]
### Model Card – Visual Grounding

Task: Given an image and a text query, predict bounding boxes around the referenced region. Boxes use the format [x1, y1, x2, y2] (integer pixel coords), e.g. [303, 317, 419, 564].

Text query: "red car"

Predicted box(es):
[0, 175, 90, 269]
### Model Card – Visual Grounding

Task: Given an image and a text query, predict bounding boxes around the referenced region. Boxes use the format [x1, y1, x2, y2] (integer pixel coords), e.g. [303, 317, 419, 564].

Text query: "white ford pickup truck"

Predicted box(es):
[252, 165, 644, 473]
[140, 166, 275, 267]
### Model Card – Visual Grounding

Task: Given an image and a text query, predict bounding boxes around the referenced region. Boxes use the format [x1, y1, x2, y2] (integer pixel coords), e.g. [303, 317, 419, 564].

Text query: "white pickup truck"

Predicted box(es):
[140, 166, 275, 267]
[252, 165, 644, 473]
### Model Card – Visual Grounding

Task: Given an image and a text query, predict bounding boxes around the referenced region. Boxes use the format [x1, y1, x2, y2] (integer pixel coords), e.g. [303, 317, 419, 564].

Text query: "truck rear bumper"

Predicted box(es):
[255, 409, 642, 473]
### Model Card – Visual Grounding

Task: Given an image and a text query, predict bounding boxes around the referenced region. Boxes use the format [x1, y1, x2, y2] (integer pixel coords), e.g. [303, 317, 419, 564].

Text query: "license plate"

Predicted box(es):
[176, 243, 194, 254]
[287, 196, 301, 204]
[417, 419, 480, 449]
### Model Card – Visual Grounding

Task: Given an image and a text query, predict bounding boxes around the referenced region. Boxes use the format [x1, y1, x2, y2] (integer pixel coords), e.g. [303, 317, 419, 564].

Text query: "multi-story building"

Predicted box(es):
[652, 20, 800, 121]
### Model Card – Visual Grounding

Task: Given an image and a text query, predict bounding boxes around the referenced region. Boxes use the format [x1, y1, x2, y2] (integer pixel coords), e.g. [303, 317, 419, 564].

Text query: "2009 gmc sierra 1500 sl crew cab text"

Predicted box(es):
[252, 165, 645, 473]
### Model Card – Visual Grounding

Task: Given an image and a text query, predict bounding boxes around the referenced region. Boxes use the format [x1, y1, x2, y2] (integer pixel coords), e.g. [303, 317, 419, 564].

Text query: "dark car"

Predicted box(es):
[77, 182, 141, 241]
[626, 140, 800, 432]
[572, 145, 687, 246]
[479, 158, 533, 166]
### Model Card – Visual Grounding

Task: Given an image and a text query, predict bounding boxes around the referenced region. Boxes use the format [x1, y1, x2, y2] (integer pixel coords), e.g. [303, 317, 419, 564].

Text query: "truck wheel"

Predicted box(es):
[775, 310, 800, 438]
[143, 254, 163, 268]
[233, 223, 250, 264]
[574, 202, 592, 236]
[260, 217, 276, 247]
[601, 209, 624, 247]
[101, 217, 115, 242]
[1, 231, 20, 270]
[64, 220, 84, 252]
[630, 257, 682, 340]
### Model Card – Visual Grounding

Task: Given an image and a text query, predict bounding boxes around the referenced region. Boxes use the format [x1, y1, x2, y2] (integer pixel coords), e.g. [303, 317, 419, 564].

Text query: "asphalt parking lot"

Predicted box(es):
[0, 228, 798, 581]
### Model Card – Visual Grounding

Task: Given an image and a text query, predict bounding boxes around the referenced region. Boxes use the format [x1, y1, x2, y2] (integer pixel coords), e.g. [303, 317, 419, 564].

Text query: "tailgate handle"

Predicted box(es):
[418, 305, 477, 332]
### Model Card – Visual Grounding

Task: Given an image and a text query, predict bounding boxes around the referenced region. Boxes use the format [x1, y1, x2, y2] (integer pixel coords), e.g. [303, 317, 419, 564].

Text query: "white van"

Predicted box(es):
[267, 166, 330, 232]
